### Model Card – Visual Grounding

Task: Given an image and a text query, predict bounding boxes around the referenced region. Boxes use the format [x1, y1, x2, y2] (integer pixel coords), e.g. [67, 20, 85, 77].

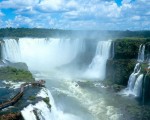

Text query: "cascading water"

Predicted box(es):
[127, 63, 141, 91]
[2, 38, 86, 120]
[123, 44, 145, 97]
[84, 40, 112, 80]
[21, 101, 51, 120]
[2, 38, 129, 120]
[133, 74, 144, 97]
[137, 44, 145, 62]
[21, 87, 83, 120]
[2, 38, 85, 71]
[2, 39, 22, 62]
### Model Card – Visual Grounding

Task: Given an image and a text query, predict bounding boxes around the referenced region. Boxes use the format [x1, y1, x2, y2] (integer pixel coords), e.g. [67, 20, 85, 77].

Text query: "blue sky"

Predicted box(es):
[0, 0, 150, 30]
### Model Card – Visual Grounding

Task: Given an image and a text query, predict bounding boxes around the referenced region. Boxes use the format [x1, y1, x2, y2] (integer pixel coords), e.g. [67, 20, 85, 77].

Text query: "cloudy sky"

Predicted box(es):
[0, 0, 150, 30]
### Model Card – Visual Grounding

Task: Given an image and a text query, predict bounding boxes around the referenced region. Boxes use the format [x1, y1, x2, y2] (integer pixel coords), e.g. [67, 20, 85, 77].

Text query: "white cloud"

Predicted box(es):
[15, 7, 37, 15]
[122, 0, 132, 4]
[105, 2, 121, 18]
[0, 0, 150, 30]
[3, 14, 56, 28]
[0, 0, 39, 9]
[131, 15, 141, 20]
[37, 0, 65, 12]
[4, 15, 33, 28]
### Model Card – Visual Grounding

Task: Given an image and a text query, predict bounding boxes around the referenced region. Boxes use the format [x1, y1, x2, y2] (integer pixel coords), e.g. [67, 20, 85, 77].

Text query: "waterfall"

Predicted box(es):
[2, 38, 85, 120]
[133, 74, 144, 97]
[21, 89, 58, 120]
[21, 88, 81, 120]
[21, 101, 51, 120]
[123, 44, 145, 97]
[127, 63, 141, 90]
[148, 58, 150, 69]
[2, 39, 22, 62]
[2, 38, 85, 71]
[137, 44, 145, 62]
[84, 40, 112, 80]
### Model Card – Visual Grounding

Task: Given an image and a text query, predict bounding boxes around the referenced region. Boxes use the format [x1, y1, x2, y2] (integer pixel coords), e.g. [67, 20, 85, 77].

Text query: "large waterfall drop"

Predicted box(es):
[1, 38, 127, 120]
[2, 39, 22, 62]
[84, 40, 112, 80]
[2, 38, 85, 71]
[2, 38, 87, 120]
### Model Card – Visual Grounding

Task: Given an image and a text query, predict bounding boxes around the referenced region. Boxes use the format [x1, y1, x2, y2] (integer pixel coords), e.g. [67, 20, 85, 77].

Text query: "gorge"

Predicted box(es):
[0, 35, 150, 120]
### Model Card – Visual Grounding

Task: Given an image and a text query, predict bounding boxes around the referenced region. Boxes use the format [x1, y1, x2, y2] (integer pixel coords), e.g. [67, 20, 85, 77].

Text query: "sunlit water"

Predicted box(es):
[33, 70, 138, 120]
[84, 40, 112, 80]
[121, 44, 145, 97]
[1, 38, 140, 120]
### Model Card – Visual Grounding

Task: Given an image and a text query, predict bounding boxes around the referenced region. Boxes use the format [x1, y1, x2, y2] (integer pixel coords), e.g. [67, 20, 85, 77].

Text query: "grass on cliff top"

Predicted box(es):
[116, 37, 150, 42]
[0, 66, 34, 82]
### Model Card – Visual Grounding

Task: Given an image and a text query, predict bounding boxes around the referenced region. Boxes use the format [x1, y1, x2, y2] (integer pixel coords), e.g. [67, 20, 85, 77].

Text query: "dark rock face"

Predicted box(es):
[0, 113, 23, 120]
[142, 72, 150, 104]
[0, 83, 46, 118]
[106, 38, 150, 104]
[106, 38, 150, 86]
[106, 59, 136, 85]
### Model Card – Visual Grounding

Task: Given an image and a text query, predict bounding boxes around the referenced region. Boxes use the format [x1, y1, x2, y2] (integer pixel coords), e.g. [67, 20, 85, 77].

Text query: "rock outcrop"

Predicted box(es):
[0, 113, 23, 120]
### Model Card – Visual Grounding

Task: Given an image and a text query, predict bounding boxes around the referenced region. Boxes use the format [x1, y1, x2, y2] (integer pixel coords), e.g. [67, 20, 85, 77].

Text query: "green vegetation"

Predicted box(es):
[0, 66, 34, 82]
[29, 95, 36, 101]
[106, 59, 136, 85]
[0, 28, 76, 38]
[108, 38, 150, 104]
[114, 38, 150, 59]
[141, 63, 149, 74]
[43, 97, 51, 108]
[28, 96, 51, 108]
[116, 37, 150, 42]
[0, 28, 150, 38]
[105, 38, 150, 105]
[106, 38, 150, 86]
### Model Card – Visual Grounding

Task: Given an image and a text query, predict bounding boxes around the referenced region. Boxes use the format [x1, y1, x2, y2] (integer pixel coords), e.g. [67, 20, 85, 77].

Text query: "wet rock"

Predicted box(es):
[106, 59, 136, 85]
[0, 112, 23, 120]
[112, 84, 125, 92]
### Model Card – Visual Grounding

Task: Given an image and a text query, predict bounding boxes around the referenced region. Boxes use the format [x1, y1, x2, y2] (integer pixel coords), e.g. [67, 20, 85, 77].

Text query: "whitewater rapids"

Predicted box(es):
[1, 38, 135, 120]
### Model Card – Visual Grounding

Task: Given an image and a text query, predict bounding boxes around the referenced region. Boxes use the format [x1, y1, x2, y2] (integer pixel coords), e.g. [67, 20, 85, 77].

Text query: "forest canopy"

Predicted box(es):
[0, 28, 150, 38]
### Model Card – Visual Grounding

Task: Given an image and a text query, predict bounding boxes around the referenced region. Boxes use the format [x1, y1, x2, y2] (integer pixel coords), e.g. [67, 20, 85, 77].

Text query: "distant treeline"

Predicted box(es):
[0, 28, 150, 38]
